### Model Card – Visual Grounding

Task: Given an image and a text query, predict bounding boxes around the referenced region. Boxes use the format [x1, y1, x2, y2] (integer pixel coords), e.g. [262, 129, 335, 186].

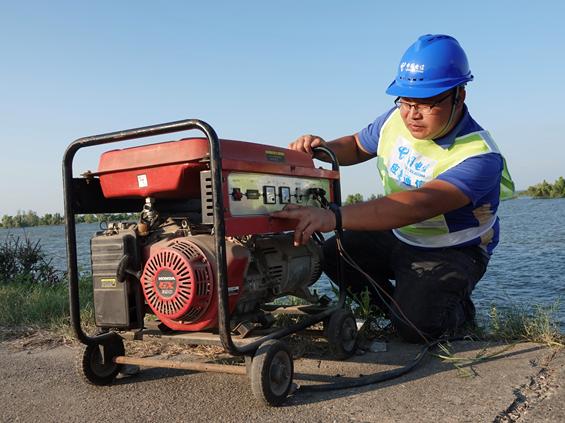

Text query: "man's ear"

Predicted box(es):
[455, 87, 466, 106]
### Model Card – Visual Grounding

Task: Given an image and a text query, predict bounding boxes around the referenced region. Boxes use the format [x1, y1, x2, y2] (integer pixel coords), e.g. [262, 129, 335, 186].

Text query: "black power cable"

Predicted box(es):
[299, 147, 440, 393]
[299, 340, 439, 392]
[297, 218, 440, 393]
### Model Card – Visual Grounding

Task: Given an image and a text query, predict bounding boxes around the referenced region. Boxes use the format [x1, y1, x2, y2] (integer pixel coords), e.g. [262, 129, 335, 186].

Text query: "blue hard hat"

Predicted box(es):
[386, 34, 474, 98]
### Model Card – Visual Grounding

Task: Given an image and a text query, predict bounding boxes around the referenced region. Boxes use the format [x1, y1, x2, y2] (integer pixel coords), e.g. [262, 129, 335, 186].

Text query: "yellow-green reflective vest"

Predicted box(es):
[376, 109, 515, 248]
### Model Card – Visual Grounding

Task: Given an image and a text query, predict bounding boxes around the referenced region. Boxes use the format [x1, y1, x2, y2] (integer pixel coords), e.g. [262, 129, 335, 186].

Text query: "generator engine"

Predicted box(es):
[88, 137, 339, 332]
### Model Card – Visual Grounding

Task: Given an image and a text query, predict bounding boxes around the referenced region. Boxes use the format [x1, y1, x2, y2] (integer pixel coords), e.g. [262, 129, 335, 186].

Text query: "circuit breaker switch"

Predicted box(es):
[231, 188, 243, 201]
[263, 186, 276, 204]
[279, 186, 291, 204]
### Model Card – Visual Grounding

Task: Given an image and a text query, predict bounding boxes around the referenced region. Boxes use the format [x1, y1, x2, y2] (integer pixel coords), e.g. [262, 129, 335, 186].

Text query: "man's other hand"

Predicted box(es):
[288, 134, 327, 156]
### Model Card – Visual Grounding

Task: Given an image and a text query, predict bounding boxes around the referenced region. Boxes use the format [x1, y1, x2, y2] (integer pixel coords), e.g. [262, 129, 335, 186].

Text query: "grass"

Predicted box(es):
[1, 275, 562, 345]
[0, 277, 95, 339]
[328, 284, 386, 321]
[1, 275, 562, 376]
[485, 302, 563, 347]
[0, 232, 94, 341]
[1, 234, 563, 363]
[433, 302, 564, 377]
[434, 341, 518, 378]
[339, 284, 564, 347]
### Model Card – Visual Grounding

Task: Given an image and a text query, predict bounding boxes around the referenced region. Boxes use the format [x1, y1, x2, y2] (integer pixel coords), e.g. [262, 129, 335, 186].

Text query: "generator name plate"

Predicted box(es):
[227, 172, 330, 216]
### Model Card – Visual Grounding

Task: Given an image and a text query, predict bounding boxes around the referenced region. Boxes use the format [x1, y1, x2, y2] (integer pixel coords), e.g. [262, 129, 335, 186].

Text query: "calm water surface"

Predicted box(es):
[2, 198, 564, 330]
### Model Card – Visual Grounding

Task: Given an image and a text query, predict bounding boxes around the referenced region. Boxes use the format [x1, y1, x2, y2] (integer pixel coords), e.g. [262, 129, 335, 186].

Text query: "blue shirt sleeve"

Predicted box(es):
[357, 107, 396, 154]
[437, 153, 503, 205]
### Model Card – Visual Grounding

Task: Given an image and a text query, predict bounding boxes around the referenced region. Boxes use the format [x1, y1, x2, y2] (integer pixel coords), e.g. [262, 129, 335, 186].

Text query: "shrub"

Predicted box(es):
[0, 235, 63, 285]
[486, 302, 563, 346]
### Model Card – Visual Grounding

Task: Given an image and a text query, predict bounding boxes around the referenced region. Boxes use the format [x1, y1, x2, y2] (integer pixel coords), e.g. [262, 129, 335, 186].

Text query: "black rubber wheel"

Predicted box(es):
[326, 308, 358, 360]
[250, 340, 294, 406]
[77, 337, 125, 386]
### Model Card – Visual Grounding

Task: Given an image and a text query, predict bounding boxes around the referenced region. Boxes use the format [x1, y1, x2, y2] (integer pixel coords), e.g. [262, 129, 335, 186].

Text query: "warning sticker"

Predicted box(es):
[265, 150, 285, 163]
[137, 174, 148, 188]
[100, 278, 117, 288]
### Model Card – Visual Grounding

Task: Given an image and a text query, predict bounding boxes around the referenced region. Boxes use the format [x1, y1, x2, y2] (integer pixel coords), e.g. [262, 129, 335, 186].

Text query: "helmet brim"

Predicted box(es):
[386, 81, 450, 98]
[386, 76, 472, 98]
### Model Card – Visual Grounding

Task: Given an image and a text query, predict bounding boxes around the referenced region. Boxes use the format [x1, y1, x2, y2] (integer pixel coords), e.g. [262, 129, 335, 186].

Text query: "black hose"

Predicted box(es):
[298, 340, 439, 392]
[301, 145, 441, 394]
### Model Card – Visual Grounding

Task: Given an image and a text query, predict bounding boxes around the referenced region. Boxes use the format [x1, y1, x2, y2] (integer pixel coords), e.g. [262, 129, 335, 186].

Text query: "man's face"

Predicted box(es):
[398, 89, 464, 140]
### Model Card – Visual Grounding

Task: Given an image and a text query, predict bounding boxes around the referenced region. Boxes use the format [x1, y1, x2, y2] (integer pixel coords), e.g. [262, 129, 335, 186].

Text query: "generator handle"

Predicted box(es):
[62, 119, 229, 346]
[312, 145, 341, 206]
[312, 144, 346, 305]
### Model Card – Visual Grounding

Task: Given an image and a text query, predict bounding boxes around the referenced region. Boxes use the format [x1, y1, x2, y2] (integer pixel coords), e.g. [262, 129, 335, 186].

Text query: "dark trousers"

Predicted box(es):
[323, 230, 489, 343]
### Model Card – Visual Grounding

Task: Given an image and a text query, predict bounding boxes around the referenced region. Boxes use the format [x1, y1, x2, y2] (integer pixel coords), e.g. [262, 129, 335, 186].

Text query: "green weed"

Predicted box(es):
[0, 277, 94, 336]
[436, 301, 563, 377]
[435, 341, 517, 378]
[485, 302, 563, 347]
[328, 284, 385, 321]
[0, 235, 63, 285]
[0, 234, 94, 339]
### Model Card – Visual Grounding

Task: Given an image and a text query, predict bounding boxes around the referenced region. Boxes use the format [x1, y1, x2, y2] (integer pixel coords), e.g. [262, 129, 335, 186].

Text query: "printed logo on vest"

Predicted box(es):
[389, 137, 436, 188]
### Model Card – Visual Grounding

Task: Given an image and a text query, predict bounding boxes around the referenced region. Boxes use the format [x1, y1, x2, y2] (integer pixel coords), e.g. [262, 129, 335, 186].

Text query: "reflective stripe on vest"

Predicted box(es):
[376, 109, 515, 248]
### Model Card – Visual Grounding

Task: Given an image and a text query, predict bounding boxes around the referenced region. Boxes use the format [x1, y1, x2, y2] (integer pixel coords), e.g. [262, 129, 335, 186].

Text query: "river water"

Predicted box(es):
[2, 197, 564, 330]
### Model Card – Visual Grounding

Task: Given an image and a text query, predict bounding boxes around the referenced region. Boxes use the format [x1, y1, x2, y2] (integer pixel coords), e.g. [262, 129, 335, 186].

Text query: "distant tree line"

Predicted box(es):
[345, 177, 565, 203]
[525, 176, 565, 199]
[344, 193, 382, 205]
[5, 194, 390, 227]
[0, 210, 139, 228]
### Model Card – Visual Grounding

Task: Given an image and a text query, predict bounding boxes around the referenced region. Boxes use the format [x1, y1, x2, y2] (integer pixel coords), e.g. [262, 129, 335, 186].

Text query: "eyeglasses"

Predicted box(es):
[394, 92, 453, 115]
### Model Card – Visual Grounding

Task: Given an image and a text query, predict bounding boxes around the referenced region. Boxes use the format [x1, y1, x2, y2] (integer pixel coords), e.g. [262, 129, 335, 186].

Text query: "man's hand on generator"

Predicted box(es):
[288, 134, 327, 156]
[271, 204, 336, 246]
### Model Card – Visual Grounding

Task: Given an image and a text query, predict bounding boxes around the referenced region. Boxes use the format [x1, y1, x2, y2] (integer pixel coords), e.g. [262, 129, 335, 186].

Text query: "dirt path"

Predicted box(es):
[1, 334, 563, 422]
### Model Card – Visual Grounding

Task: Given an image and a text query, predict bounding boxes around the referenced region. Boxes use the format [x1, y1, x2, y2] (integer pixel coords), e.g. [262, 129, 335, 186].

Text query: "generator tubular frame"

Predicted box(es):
[63, 118, 346, 357]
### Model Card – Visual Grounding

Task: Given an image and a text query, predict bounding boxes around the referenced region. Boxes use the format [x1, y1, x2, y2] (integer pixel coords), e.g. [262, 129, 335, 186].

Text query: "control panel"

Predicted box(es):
[227, 172, 331, 216]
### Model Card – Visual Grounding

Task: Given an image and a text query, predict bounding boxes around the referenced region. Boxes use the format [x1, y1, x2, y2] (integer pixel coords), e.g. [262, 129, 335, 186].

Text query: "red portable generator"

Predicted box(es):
[64, 119, 356, 406]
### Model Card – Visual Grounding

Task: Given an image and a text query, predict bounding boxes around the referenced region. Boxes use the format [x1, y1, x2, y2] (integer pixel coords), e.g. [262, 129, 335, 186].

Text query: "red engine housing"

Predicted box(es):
[141, 235, 250, 331]
[92, 137, 338, 331]
[94, 137, 339, 237]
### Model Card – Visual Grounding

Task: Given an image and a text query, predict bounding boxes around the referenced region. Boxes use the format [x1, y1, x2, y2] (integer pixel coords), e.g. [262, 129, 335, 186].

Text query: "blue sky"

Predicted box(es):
[1, 0, 564, 215]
